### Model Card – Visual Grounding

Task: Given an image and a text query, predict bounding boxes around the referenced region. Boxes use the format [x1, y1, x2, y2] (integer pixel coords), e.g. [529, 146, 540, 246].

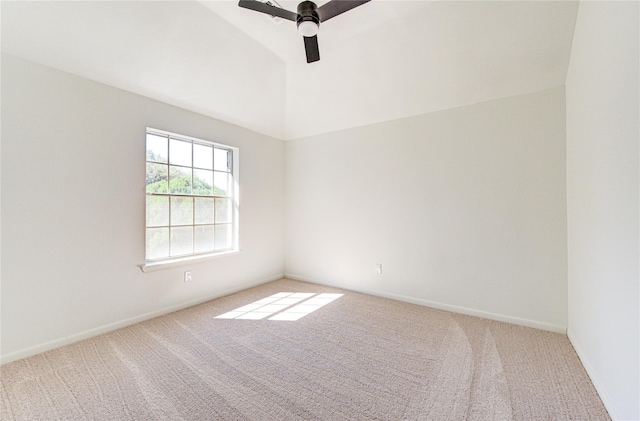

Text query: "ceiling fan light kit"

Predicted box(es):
[238, 0, 371, 63]
[297, 20, 319, 37]
[296, 1, 320, 37]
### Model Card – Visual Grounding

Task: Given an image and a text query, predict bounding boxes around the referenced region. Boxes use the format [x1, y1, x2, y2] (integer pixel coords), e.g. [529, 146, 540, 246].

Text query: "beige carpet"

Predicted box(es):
[1, 278, 609, 420]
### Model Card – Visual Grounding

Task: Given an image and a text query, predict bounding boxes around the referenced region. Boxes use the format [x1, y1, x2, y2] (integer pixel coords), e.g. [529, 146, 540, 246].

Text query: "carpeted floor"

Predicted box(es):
[1, 278, 610, 420]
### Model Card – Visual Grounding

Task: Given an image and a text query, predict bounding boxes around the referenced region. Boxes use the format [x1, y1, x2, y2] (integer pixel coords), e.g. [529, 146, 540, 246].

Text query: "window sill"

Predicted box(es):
[140, 250, 240, 273]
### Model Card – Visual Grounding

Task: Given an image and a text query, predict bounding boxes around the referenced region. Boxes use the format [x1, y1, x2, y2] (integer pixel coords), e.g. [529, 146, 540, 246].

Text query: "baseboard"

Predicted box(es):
[567, 328, 618, 420]
[284, 273, 567, 334]
[0, 273, 284, 365]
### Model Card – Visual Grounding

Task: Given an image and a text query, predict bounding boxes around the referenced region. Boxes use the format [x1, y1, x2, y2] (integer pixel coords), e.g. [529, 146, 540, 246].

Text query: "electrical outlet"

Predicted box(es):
[184, 271, 192, 283]
[375, 264, 382, 275]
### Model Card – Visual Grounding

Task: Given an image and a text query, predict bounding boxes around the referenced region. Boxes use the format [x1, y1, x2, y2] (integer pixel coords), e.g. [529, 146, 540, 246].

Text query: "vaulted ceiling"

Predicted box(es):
[1, 1, 578, 139]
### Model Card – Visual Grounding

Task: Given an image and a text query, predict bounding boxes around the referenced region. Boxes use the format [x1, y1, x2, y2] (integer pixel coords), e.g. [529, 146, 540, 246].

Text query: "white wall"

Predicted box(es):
[565, 2, 639, 420]
[0, 55, 285, 362]
[285, 87, 568, 331]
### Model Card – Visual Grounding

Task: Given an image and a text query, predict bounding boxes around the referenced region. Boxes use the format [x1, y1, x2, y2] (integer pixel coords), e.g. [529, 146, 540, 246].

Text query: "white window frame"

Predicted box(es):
[141, 128, 239, 272]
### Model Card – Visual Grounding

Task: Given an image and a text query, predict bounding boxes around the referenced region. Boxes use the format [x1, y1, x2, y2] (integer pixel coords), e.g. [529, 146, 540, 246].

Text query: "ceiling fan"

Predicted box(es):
[238, 0, 371, 63]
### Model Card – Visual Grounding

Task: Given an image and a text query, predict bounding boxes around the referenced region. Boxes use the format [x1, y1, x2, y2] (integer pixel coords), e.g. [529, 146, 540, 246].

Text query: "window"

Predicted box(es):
[144, 128, 238, 266]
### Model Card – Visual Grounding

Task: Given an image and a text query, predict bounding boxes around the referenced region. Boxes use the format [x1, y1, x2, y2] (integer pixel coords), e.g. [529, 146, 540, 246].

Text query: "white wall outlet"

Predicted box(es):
[184, 271, 192, 283]
[375, 264, 382, 274]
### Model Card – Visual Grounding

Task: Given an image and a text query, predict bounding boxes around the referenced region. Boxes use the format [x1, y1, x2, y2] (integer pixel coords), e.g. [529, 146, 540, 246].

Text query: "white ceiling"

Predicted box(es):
[1, 1, 578, 140]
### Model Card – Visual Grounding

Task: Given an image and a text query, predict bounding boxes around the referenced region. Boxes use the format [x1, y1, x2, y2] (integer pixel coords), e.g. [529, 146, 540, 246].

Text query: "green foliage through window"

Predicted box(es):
[145, 129, 236, 261]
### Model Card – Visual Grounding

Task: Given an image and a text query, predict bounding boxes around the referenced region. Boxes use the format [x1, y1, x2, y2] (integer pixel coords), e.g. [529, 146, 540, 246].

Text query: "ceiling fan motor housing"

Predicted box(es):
[296, 1, 320, 36]
[238, 0, 371, 63]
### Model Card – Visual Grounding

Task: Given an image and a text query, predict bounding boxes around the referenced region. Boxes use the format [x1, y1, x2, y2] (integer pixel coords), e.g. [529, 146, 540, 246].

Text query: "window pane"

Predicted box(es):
[214, 172, 229, 197]
[146, 227, 169, 260]
[146, 163, 168, 193]
[170, 226, 193, 256]
[214, 224, 232, 251]
[215, 198, 232, 224]
[195, 197, 214, 225]
[171, 196, 193, 226]
[194, 225, 214, 253]
[193, 169, 213, 196]
[146, 196, 169, 227]
[146, 131, 236, 262]
[169, 166, 192, 194]
[169, 139, 192, 167]
[193, 144, 213, 170]
[147, 134, 168, 163]
[214, 148, 230, 172]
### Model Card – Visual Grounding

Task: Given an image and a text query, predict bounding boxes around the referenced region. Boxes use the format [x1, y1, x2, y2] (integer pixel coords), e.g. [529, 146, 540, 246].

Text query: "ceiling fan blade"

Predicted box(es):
[303, 35, 320, 63]
[238, 0, 298, 21]
[316, 0, 370, 22]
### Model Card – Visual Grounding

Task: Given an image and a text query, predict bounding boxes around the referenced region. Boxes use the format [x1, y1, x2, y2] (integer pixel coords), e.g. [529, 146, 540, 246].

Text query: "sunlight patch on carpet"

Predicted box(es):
[215, 292, 343, 321]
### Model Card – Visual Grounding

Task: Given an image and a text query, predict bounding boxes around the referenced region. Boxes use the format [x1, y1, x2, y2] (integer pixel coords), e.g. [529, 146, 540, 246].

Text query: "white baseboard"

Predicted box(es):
[3, 271, 567, 362]
[285, 273, 567, 334]
[567, 328, 618, 420]
[1, 273, 284, 365]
